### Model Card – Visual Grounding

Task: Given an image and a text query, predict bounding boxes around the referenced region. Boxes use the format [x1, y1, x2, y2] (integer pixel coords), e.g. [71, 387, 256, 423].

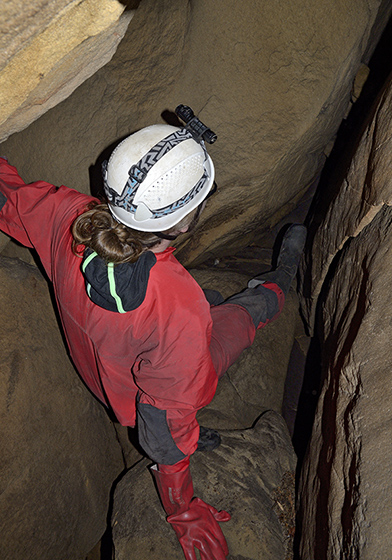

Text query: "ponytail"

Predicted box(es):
[72, 203, 159, 263]
[72, 201, 202, 264]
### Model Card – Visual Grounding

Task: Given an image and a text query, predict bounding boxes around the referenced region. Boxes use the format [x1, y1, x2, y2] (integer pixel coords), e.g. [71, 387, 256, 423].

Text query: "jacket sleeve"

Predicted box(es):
[136, 398, 188, 464]
[137, 369, 217, 464]
[135, 349, 217, 464]
[0, 158, 94, 279]
[0, 158, 45, 248]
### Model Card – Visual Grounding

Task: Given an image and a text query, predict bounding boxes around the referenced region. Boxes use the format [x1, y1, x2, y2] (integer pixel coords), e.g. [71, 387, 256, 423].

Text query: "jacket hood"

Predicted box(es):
[82, 248, 157, 313]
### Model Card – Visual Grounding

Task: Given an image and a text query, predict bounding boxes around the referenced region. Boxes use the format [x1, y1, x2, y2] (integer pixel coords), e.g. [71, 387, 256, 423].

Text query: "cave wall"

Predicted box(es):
[2, 2, 392, 558]
[1, 0, 391, 266]
[0, 0, 134, 142]
[0, 256, 127, 560]
[297, 67, 392, 558]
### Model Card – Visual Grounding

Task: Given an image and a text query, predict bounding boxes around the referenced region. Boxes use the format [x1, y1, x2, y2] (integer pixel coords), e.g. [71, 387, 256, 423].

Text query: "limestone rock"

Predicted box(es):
[112, 412, 296, 560]
[0, 256, 125, 560]
[297, 72, 392, 558]
[298, 205, 392, 559]
[1, 0, 390, 265]
[298, 72, 392, 333]
[0, 0, 134, 142]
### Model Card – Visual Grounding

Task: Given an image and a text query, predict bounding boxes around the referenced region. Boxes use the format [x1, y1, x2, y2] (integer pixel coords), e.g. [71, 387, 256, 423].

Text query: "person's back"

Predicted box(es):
[0, 160, 217, 443]
[54, 218, 217, 435]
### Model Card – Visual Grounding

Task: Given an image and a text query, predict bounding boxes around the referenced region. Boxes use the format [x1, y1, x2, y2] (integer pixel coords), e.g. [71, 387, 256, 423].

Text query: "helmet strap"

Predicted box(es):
[154, 200, 204, 241]
[154, 231, 179, 241]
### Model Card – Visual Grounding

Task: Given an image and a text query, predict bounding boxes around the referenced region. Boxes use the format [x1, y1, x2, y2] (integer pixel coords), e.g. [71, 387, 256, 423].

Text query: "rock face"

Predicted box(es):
[297, 72, 392, 556]
[0, 256, 125, 560]
[1, 0, 391, 265]
[0, 0, 134, 142]
[112, 412, 296, 560]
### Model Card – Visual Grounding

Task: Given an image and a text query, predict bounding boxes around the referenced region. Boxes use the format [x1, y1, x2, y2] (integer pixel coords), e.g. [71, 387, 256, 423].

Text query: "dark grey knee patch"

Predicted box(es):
[203, 289, 224, 306]
[137, 401, 186, 465]
[0, 191, 7, 211]
[224, 285, 279, 327]
[259, 285, 280, 321]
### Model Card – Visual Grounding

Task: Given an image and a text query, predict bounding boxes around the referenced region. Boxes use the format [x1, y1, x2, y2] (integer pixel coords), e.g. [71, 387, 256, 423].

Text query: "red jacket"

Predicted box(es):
[0, 159, 218, 458]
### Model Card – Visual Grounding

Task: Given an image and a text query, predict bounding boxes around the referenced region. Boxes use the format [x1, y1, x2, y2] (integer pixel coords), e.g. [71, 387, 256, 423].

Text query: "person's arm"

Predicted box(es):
[135, 377, 231, 559]
[0, 157, 44, 248]
[0, 158, 95, 278]
[135, 397, 231, 559]
[152, 457, 230, 560]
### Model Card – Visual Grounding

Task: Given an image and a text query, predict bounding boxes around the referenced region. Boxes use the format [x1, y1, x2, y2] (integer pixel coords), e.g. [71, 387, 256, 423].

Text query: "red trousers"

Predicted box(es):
[209, 281, 285, 379]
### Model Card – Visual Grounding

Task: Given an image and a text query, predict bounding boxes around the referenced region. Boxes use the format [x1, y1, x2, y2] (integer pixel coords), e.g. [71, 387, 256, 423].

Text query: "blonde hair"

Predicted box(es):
[72, 201, 200, 264]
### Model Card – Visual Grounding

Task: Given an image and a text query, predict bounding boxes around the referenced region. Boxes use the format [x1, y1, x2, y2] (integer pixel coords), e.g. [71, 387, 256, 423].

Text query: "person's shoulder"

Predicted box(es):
[150, 251, 205, 299]
[54, 187, 99, 215]
[56, 185, 97, 203]
[153, 249, 190, 278]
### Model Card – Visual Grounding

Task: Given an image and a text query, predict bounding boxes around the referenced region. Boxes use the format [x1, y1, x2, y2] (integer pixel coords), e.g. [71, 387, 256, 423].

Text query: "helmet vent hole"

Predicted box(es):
[142, 154, 204, 208]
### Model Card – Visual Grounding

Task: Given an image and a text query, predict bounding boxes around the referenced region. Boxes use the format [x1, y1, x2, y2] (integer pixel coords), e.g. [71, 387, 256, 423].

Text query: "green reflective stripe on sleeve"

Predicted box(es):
[107, 263, 126, 313]
[86, 282, 92, 298]
[82, 250, 98, 272]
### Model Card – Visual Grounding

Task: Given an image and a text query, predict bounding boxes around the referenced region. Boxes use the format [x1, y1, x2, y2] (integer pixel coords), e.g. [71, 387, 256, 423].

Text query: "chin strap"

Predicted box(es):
[154, 231, 179, 241]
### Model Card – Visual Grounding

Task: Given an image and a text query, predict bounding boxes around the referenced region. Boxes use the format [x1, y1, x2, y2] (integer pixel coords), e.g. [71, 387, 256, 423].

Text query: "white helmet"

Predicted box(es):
[103, 124, 215, 232]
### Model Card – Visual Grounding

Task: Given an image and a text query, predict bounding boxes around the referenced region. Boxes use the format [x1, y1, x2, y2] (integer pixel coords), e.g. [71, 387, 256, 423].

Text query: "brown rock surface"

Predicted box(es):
[0, 0, 133, 142]
[297, 73, 392, 557]
[299, 72, 392, 333]
[112, 412, 296, 560]
[1, 0, 390, 264]
[0, 256, 125, 560]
